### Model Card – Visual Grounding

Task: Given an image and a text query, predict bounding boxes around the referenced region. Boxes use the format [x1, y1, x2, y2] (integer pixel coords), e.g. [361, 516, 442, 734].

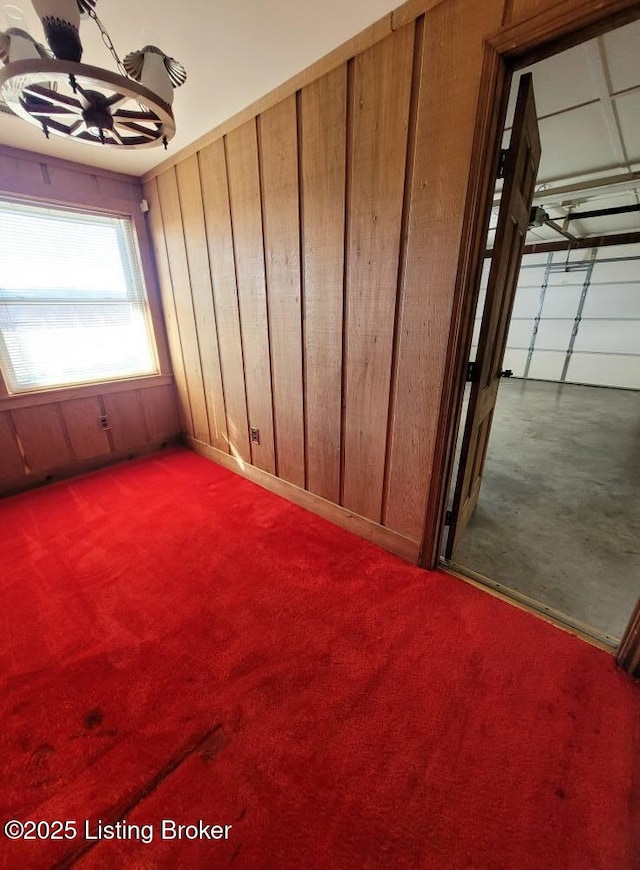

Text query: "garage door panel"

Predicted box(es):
[517, 264, 548, 287]
[567, 353, 640, 389]
[535, 319, 575, 351]
[506, 319, 535, 348]
[582, 284, 640, 319]
[541, 286, 581, 318]
[503, 348, 528, 377]
[574, 320, 640, 355]
[512, 286, 541, 318]
[591, 258, 640, 283]
[528, 350, 566, 381]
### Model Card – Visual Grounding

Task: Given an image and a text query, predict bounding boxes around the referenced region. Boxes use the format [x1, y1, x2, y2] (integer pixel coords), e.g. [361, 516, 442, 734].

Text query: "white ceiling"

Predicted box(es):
[0, 0, 400, 175]
[489, 18, 640, 245]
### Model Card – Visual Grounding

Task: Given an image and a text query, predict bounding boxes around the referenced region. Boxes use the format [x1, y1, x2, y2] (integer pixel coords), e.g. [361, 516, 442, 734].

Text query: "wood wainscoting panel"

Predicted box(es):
[299, 65, 347, 505]
[11, 404, 73, 474]
[175, 155, 229, 452]
[60, 396, 111, 461]
[102, 391, 149, 452]
[0, 411, 25, 484]
[341, 23, 415, 522]
[198, 139, 251, 464]
[225, 120, 276, 474]
[140, 384, 180, 443]
[258, 96, 305, 488]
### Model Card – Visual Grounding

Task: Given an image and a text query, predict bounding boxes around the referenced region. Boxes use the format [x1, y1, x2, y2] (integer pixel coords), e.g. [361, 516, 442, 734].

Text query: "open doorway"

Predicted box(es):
[443, 18, 640, 647]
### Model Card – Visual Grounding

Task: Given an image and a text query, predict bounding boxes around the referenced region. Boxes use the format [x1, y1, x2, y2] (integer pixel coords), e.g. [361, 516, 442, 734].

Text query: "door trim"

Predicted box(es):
[617, 600, 640, 677]
[419, 0, 640, 675]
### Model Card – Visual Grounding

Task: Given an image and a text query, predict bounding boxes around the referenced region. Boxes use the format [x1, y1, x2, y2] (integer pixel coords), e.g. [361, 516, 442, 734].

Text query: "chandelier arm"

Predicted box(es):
[28, 105, 83, 116]
[112, 108, 160, 121]
[109, 126, 124, 145]
[104, 92, 129, 109]
[23, 84, 81, 110]
[115, 119, 159, 139]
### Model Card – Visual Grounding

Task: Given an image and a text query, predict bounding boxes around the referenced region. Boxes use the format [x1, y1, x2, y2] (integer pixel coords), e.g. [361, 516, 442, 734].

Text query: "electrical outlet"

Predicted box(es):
[98, 415, 110, 430]
[250, 427, 260, 445]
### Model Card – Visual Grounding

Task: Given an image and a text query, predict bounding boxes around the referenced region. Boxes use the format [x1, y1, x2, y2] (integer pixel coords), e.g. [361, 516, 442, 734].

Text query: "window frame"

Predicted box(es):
[0, 195, 167, 402]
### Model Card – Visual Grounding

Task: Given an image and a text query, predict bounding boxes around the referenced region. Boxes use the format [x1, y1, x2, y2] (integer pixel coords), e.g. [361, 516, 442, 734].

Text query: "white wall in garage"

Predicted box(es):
[471, 243, 640, 390]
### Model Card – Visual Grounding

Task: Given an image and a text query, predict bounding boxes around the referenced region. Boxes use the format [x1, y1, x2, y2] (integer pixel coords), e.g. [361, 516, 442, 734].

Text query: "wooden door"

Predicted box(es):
[446, 73, 541, 559]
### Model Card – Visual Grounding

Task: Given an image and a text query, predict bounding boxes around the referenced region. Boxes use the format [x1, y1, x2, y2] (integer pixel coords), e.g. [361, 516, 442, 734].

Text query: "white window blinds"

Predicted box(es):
[0, 200, 158, 393]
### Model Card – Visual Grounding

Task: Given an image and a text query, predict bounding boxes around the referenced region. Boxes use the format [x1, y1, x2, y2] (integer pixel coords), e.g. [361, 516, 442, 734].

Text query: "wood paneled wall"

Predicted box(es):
[144, 6, 501, 558]
[144, 23, 430, 558]
[0, 382, 179, 494]
[143, 0, 634, 562]
[0, 146, 181, 495]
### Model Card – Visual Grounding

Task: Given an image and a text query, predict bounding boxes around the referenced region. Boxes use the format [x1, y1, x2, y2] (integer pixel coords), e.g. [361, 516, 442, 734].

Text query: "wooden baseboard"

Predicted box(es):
[0, 436, 181, 498]
[186, 437, 420, 563]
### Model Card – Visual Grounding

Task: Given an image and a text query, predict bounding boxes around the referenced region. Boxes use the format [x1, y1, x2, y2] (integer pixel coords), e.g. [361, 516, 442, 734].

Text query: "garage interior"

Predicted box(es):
[447, 17, 640, 645]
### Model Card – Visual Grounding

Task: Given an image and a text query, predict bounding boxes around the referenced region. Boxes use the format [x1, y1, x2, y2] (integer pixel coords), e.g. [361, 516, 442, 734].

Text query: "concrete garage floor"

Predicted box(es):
[449, 379, 640, 642]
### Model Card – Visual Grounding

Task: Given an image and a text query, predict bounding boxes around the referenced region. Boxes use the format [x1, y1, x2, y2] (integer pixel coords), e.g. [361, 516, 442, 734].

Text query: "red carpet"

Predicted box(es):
[1, 447, 638, 869]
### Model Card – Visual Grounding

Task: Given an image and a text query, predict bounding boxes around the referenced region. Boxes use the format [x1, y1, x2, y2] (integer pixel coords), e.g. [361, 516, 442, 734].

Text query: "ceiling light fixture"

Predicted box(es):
[0, 0, 186, 149]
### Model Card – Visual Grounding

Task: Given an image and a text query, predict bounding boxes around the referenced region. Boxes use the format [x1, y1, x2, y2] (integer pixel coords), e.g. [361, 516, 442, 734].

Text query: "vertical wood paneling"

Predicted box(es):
[199, 140, 251, 463]
[342, 23, 415, 522]
[156, 169, 211, 444]
[259, 96, 305, 488]
[225, 120, 276, 474]
[102, 391, 149, 451]
[176, 155, 228, 451]
[140, 384, 180, 442]
[144, 178, 193, 435]
[61, 397, 111, 461]
[300, 65, 347, 504]
[0, 412, 25, 482]
[385, 0, 505, 540]
[11, 404, 73, 473]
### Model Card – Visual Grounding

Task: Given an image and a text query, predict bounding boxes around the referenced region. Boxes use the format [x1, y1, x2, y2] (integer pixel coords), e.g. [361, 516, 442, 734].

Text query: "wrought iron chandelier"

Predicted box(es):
[0, 1, 186, 149]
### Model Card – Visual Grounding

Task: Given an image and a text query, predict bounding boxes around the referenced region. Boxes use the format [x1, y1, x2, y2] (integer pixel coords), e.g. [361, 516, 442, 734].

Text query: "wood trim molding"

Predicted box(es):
[0, 367, 9, 399]
[0, 374, 174, 411]
[419, 40, 508, 568]
[391, 0, 447, 30]
[142, 0, 456, 183]
[488, 0, 640, 66]
[132, 208, 173, 376]
[142, 15, 394, 182]
[617, 598, 640, 678]
[186, 436, 421, 563]
[0, 143, 138, 186]
[0, 436, 181, 498]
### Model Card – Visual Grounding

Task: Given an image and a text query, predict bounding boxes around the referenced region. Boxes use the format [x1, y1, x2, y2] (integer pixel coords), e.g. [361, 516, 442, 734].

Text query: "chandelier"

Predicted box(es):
[0, 1, 186, 149]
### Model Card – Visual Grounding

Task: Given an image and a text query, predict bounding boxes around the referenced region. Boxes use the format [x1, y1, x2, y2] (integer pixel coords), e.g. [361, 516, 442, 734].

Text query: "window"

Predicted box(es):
[0, 200, 158, 394]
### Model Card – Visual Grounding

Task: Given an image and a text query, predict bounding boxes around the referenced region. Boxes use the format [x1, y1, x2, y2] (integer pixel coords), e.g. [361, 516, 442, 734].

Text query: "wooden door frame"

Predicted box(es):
[419, 0, 640, 674]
